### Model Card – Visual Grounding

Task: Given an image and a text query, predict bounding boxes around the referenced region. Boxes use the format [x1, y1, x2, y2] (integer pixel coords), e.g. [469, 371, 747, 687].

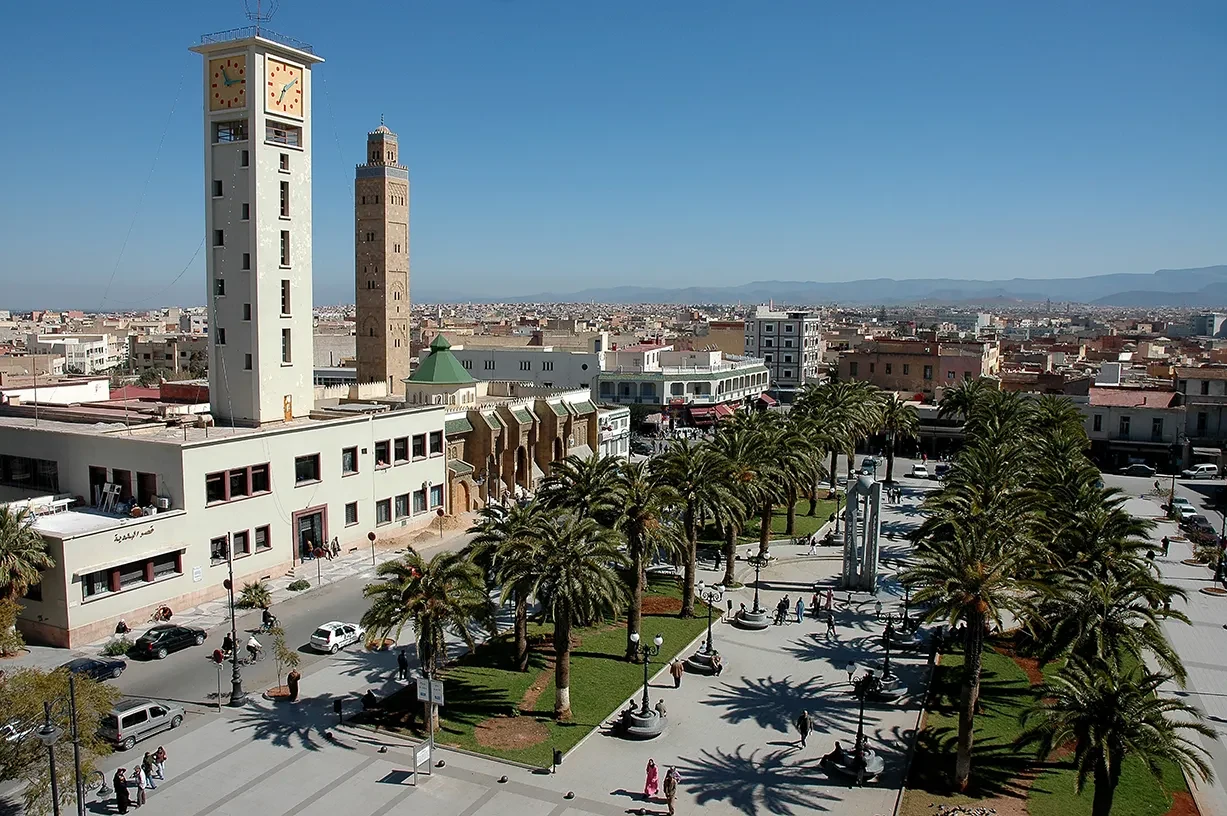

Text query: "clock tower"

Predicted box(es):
[191, 31, 323, 426]
[354, 123, 410, 394]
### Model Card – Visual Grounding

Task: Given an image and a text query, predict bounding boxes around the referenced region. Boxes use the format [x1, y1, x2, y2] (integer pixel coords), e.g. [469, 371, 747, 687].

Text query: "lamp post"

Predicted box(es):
[38, 702, 61, 816]
[881, 616, 894, 680]
[225, 538, 246, 706]
[834, 488, 843, 536]
[629, 632, 663, 714]
[746, 548, 766, 613]
[696, 581, 724, 654]
[36, 672, 87, 816]
[845, 662, 876, 757]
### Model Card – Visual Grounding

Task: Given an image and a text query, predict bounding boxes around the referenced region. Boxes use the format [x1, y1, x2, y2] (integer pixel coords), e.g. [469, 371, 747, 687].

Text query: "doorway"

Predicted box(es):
[293, 506, 327, 562]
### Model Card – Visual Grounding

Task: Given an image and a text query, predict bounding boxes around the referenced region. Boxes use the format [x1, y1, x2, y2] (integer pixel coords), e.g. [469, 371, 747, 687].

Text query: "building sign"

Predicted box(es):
[192, 566, 203, 583]
[114, 525, 155, 544]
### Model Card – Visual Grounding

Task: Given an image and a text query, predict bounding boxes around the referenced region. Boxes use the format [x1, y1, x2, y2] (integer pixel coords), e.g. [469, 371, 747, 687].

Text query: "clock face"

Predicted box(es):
[265, 58, 304, 117]
[208, 55, 247, 111]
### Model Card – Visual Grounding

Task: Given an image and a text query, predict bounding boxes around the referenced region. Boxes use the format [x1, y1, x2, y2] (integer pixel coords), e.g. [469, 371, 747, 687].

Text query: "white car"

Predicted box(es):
[1169, 496, 1194, 512]
[309, 621, 366, 654]
[910, 464, 929, 479]
[1181, 464, 1219, 480]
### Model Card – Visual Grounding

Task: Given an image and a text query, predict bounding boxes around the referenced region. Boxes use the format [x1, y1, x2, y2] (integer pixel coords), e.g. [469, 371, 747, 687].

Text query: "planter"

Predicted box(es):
[1181, 559, 1209, 567]
[366, 638, 396, 651]
[262, 686, 292, 701]
[1199, 587, 1227, 597]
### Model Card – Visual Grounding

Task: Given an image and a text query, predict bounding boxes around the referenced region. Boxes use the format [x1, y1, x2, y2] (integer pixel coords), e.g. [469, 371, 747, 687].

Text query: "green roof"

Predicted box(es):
[480, 412, 503, 430]
[406, 335, 475, 385]
[510, 407, 533, 425]
[447, 460, 475, 476]
[547, 402, 569, 417]
[445, 418, 474, 435]
[571, 400, 597, 415]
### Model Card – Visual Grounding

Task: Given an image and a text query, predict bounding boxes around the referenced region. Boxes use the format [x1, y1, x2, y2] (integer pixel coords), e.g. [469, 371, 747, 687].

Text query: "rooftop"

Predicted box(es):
[1087, 387, 1179, 409]
[1175, 366, 1227, 381]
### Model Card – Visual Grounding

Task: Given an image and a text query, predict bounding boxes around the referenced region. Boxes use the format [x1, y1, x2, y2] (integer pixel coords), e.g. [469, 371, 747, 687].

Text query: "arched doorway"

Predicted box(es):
[553, 437, 563, 463]
[515, 446, 527, 488]
[459, 480, 471, 512]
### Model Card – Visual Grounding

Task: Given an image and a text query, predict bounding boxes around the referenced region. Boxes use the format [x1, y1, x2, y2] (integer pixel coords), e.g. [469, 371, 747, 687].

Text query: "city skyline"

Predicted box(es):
[0, 1, 1224, 310]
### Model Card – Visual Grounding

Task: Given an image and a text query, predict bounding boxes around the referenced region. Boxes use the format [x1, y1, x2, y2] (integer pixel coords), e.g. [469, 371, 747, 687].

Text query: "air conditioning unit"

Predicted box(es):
[154, 497, 171, 510]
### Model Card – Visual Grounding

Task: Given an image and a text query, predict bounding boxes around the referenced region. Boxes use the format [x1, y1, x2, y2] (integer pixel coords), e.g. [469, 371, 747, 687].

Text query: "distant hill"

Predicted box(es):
[415, 265, 1227, 307]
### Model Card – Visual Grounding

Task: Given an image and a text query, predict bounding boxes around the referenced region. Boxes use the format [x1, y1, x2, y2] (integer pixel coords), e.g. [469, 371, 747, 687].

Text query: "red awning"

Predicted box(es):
[689, 406, 716, 417]
[714, 403, 735, 418]
[757, 393, 778, 406]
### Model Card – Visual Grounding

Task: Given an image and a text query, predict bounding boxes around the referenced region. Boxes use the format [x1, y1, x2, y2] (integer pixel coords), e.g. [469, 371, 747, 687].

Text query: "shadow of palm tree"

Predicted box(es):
[675, 745, 838, 815]
[703, 675, 859, 736]
[227, 700, 347, 752]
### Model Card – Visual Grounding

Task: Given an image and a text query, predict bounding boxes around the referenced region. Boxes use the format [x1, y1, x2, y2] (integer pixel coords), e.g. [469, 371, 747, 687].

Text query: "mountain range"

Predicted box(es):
[412, 265, 1227, 308]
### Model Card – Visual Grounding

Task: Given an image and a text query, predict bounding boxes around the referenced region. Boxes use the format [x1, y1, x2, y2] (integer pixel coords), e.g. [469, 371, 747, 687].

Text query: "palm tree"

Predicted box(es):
[614, 461, 680, 660]
[0, 506, 54, 600]
[809, 380, 881, 488]
[653, 439, 733, 617]
[875, 394, 920, 483]
[465, 501, 550, 671]
[709, 426, 758, 586]
[937, 377, 991, 422]
[504, 514, 626, 719]
[361, 549, 488, 677]
[537, 453, 624, 526]
[1018, 659, 1213, 816]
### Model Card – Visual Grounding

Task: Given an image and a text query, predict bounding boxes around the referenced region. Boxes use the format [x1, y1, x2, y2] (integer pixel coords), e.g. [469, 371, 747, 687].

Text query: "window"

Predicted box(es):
[241, 203, 249, 220]
[243, 353, 252, 371]
[1119, 416, 1131, 437]
[765, 324, 774, 332]
[395, 493, 410, 518]
[266, 122, 301, 146]
[429, 484, 444, 509]
[213, 229, 225, 247]
[240, 149, 249, 167]
[250, 464, 269, 493]
[783, 370, 793, 379]
[764, 354, 773, 363]
[849, 361, 858, 377]
[1198, 412, 1208, 433]
[412, 434, 426, 459]
[280, 181, 290, 217]
[281, 329, 292, 363]
[1202, 380, 1211, 396]
[543, 361, 554, 371]
[394, 437, 409, 463]
[376, 499, 392, 525]
[215, 278, 226, 296]
[345, 502, 358, 526]
[214, 120, 248, 142]
[206, 465, 269, 504]
[212, 179, 223, 197]
[210, 536, 229, 564]
[294, 454, 320, 484]
[82, 570, 111, 599]
[279, 153, 290, 171]
[903, 364, 910, 375]
[229, 469, 249, 499]
[885, 363, 892, 375]
[1093, 414, 1103, 432]
[215, 328, 226, 346]
[242, 303, 251, 321]
[868, 363, 875, 374]
[281, 280, 291, 315]
[233, 530, 250, 555]
[764, 339, 774, 348]
[462, 359, 472, 370]
[254, 525, 271, 552]
[342, 447, 358, 475]
[520, 361, 531, 371]
[429, 431, 443, 456]
[151, 553, 180, 580]
[947, 371, 955, 381]
[242, 252, 250, 270]
[923, 365, 933, 381]
[375, 440, 390, 466]
[206, 472, 226, 503]
[1151, 417, 1164, 439]
[413, 488, 427, 514]
[784, 339, 793, 348]
[280, 230, 290, 266]
[484, 360, 495, 370]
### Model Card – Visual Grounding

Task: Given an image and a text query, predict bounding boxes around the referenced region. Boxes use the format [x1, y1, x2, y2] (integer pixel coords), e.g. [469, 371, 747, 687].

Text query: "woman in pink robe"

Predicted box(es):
[644, 758, 659, 799]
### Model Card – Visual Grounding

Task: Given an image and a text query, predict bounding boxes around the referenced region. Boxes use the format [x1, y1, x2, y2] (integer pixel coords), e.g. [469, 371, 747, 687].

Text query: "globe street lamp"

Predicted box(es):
[881, 616, 895, 680]
[747, 548, 766, 613]
[36, 672, 88, 816]
[845, 663, 877, 770]
[696, 581, 724, 654]
[629, 631, 663, 715]
[224, 537, 246, 706]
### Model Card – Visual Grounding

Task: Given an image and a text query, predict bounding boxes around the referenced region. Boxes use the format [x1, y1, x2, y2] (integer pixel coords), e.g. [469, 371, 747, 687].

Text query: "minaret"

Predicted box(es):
[191, 33, 323, 425]
[355, 123, 410, 394]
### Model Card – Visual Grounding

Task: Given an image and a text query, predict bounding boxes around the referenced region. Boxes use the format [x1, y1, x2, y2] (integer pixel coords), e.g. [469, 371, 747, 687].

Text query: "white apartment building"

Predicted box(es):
[743, 306, 824, 403]
[27, 334, 118, 374]
[597, 406, 631, 460]
[440, 344, 602, 390]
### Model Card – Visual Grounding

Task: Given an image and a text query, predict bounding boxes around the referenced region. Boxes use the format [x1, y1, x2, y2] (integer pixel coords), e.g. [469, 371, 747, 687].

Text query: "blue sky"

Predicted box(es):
[0, 1, 1223, 309]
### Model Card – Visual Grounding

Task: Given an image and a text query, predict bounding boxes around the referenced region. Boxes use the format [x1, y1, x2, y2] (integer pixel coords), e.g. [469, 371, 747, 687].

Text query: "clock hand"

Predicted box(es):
[277, 77, 299, 103]
[221, 67, 238, 87]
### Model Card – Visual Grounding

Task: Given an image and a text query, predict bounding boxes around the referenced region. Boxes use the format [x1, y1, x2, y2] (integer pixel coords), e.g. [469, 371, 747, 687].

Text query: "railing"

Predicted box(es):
[200, 27, 314, 54]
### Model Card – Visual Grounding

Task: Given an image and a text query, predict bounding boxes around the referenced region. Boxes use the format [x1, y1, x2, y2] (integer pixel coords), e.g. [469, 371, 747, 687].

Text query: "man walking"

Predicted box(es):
[397, 648, 409, 680]
[824, 588, 833, 611]
[133, 764, 148, 807]
[825, 612, 837, 640]
[670, 659, 685, 689]
[663, 767, 681, 816]
[1162, 535, 1170, 557]
[874, 599, 883, 620]
[795, 710, 812, 747]
[795, 597, 805, 624]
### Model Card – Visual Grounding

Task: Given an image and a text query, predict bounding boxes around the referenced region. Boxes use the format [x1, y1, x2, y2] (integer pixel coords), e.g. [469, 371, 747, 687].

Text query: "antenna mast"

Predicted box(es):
[243, 0, 279, 36]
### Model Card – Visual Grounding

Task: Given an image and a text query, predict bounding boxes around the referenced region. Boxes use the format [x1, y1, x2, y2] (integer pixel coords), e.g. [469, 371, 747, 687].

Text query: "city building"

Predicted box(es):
[838, 339, 1000, 399]
[27, 334, 118, 374]
[437, 339, 602, 391]
[354, 123, 411, 393]
[1082, 387, 1183, 471]
[1175, 367, 1227, 454]
[128, 334, 209, 378]
[597, 406, 631, 460]
[743, 306, 824, 403]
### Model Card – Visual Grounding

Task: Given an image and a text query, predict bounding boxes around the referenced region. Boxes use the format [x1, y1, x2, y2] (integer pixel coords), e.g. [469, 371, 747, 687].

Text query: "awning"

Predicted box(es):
[447, 460, 475, 476]
[714, 404, 735, 419]
[1193, 447, 1221, 457]
[643, 413, 664, 425]
[73, 547, 187, 579]
[689, 406, 716, 418]
[531, 460, 544, 481]
[757, 393, 778, 406]
[568, 443, 594, 460]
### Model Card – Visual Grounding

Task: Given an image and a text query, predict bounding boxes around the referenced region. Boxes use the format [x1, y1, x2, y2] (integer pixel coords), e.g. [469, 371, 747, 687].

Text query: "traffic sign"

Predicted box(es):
[415, 678, 445, 705]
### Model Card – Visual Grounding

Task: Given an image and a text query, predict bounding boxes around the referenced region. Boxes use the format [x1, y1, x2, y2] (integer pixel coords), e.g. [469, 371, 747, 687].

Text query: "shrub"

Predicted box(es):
[0, 598, 24, 656]
[287, 579, 311, 592]
[272, 629, 299, 687]
[236, 580, 272, 609]
[102, 636, 133, 657]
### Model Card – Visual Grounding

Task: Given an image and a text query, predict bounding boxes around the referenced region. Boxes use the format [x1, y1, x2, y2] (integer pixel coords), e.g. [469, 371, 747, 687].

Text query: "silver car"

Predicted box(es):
[98, 698, 184, 751]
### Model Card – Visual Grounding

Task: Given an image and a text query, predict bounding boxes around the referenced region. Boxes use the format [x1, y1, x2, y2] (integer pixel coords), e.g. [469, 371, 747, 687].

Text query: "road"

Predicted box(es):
[1101, 470, 1227, 535]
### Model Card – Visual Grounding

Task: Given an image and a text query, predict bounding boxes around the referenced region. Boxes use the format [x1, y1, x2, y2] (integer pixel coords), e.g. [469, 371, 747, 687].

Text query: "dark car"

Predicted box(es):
[932, 462, 950, 481]
[1181, 514, 1216, 536]
[1120, 463, 1157, 477]
[133, 624, 206, 660]
[59, 656, 127, 681]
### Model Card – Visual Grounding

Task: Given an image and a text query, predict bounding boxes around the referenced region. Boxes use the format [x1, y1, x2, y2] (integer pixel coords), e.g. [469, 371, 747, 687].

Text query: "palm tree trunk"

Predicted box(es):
[554, 611, 572, 720]
[829, 450, 838, 488]
[758, 500, 772, 557]
[514, 592, 529, 672]
[722, 523, 738, 586]
[954, 610, 987, 791]
[808, 477, 819, 516]
[626, 540, 645, 661]
[785, 484, 797, 535]
[680, 506, 697, 618]
[1091, 754, 1122, 816]
[885, 438, 896, 483]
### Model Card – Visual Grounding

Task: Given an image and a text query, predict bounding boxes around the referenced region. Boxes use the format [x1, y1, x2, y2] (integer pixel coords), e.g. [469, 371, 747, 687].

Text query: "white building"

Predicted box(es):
[438, 342, 602, 391]
[743, 307, 823, 403]
[27, 334, 117, 374]
[597, 406, 631, 460]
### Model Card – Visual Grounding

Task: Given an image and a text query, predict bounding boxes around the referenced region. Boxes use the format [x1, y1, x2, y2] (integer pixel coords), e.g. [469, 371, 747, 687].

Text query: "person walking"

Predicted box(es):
[114, 768, 131, 814]
[874, 599, 883, 620]
[141, 753, 157, 789]
[133, 764, 148, 807]
[825, 611, 837, 640]
[824, 588, 834, 611]
[397, 648, 409, 680]
[1162, 535, 1170, 556]
[795, 597, 805, 624]
[806, 536, 818, 556]
[663, 767, 681, 816]
[796, 709, 812, 747]
[644, 758, 659, 800]
[153, 746, 166, 780]
[670, 659, 685, 689]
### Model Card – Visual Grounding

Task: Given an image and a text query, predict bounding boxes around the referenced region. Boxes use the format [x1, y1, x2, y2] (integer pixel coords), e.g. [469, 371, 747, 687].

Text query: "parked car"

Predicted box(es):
[1181, 514, 1215, 535]
[1169, 496, 1194, 511]
[1181, 463, 1220, 480]
[309, 621, 366, 654]
[1120, 463, 1157, 477]
[932, 462, 950, 481]
[630, 439, 654, 456]
[910, 464, 929, 479]
[98, 699, 184, 751]
[59, 656, 126, 681]
[133, 624, 206, 660]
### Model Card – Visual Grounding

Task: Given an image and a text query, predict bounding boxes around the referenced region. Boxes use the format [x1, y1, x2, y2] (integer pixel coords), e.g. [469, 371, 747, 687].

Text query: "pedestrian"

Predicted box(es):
[809, 592, 820, 619]
[397, 648, 409, 680]
[824, 588, 833, 611]
[874, 599, 883, 619]
[1162, 535, 1170, 556]
[796, 709, 812, 747]
[114, 768, 131, 814]
[222, 632, 234, 656]
[795, 597, 804, 624]
[670, 659, 685, 689]
[713, 549, 722, 570]
[774, 597, 787, 625]
[644, 758, 659, 800]
[806, 536, 818, 556]
[142, 753, 157, 789]
[711, 652, 724, 676]
[826, 612, 837, 639]
[287, 668, 301, 702]
[133, 764, 148, 807]
[654, 698, 667, 719]
[154, 746, 166, 779]
[663, 767, 681, 816]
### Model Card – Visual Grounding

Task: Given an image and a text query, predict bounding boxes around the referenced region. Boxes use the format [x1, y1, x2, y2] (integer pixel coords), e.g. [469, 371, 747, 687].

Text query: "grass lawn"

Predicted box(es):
[901, 646, 1190, 816]
[699, 501, 837, 547]
[358, 579, 711, 767]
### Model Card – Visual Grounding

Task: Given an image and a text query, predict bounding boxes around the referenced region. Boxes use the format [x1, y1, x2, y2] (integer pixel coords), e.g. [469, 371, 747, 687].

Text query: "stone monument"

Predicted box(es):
[842, 474, 882, 592]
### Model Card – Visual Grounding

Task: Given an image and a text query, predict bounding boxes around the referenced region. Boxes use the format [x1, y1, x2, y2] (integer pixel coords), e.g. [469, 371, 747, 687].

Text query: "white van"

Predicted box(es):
[1181, 463, 1219, 480]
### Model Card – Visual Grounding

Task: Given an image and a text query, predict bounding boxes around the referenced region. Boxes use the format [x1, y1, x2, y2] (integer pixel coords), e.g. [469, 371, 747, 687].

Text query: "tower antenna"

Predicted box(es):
[243, 0, 280, 36]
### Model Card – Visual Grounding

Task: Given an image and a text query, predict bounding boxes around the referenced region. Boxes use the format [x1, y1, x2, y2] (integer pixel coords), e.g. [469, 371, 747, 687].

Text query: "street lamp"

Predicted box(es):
[745, 548, 766, 613]
[696, 581, 724, 654]
[629, 632, 663, 714]
[224, 538, 246, 706]
[845, 662, 877, 759]
[36, 672, 87, 816]
[881, 616, 895, 680]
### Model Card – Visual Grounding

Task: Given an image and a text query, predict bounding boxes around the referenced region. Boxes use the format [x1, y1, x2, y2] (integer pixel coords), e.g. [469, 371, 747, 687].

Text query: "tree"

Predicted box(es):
[1018, 659, 1213, 816]
[653, 439, 733, 617]
[0, 506, 54, 601]
[137, 367, 166, 388]
[465, 501, 550, 671]
[613, 461, 680, 660]
[272, 627, 300, 691]
[235, 580, 272, 610]
[537, 453, 624, 527]
[361, 549, 487, 678]
[875, 393, 919, 483]
[937, 377, 991, 422]
[709, 426, 757, 586]
[0, 667, 121, 816]
[503, 513, 626, 719]
[805, 380, 880, 488]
